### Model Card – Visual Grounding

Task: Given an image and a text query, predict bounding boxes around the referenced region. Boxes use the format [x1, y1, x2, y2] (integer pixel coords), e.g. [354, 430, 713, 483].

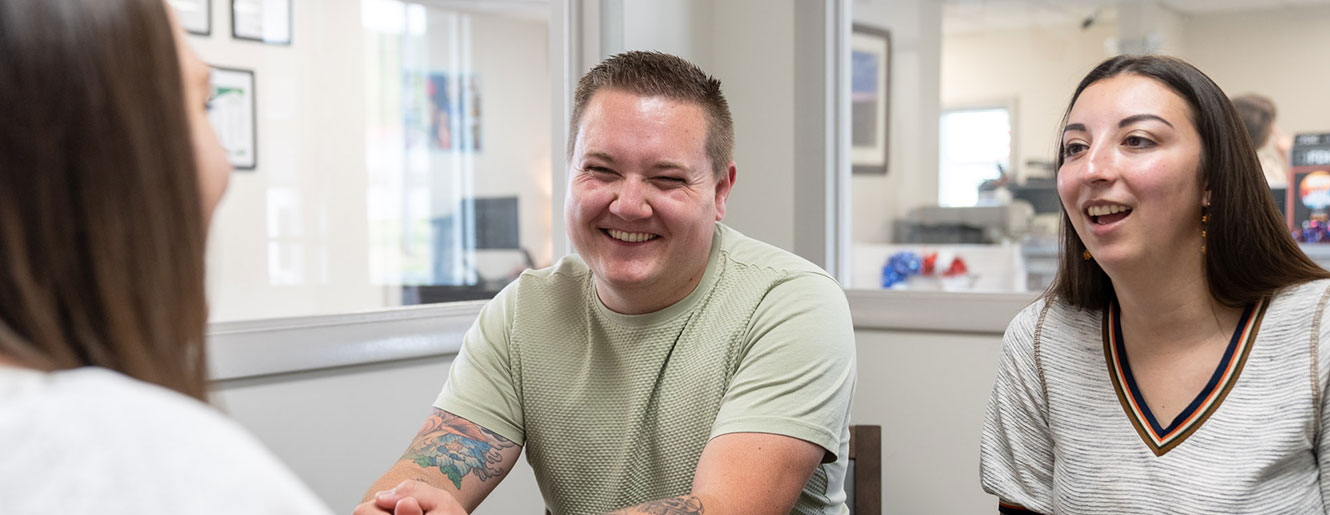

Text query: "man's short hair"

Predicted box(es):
[568, 51, 734, 178]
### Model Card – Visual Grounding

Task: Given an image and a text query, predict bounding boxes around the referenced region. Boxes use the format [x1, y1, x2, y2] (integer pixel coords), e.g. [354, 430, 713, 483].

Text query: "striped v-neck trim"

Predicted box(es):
[1102, 298, 1269, 456]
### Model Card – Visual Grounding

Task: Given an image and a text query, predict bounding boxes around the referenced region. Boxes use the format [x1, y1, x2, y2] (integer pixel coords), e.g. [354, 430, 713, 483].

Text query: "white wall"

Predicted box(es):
[214, 357, 545, 514]
[941, 24, 1116, 183]
[619, 0, 799, 251]
[852, 329, 1002, 514]
[1182, 5, 1330, 138]
[710, 1, 798, 251]
[850, 0, 943, 244]
[192, 1, 551, 322]
[621, 0, 713, 70]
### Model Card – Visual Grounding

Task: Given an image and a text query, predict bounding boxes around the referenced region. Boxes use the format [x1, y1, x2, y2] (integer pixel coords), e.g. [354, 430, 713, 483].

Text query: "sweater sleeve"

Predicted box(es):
[980, 299, 1055, 515]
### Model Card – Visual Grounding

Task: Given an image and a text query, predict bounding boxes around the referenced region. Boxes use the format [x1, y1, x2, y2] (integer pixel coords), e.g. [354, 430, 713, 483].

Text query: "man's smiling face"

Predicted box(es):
[564, 88, 732, 315]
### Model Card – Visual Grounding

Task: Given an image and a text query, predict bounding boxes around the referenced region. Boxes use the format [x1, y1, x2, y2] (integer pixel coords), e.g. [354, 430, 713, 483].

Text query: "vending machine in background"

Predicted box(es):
[1289, 133, 1330, 242]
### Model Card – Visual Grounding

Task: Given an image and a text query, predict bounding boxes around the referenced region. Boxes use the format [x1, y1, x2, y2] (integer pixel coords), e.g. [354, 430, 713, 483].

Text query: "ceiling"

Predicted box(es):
[412, 0, 547, 22]
[943, 0, 1330, 34]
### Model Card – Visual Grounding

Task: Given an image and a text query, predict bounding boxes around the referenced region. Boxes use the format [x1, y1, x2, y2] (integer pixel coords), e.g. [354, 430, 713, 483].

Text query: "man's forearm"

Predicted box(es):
[360, 462, 442, 503]
[609, 495, 705, 515]
[360, 409, 521, 507]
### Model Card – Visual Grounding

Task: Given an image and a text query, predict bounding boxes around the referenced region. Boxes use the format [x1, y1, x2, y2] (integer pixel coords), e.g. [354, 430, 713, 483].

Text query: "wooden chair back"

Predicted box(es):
[848, 424, 882, 514]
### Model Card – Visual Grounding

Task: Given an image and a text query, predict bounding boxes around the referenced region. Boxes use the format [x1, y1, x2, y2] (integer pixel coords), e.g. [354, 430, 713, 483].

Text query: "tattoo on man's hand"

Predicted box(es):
[404, 409, 516, 489]
[620, 495, 704, 515]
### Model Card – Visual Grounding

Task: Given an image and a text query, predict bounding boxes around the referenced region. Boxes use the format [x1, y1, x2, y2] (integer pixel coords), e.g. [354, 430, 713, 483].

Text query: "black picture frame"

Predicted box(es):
[170, 0, 212, 36]
[851, 24, 891, 175]
[208, 66, 258, 171]
[231, 0, 292, 46]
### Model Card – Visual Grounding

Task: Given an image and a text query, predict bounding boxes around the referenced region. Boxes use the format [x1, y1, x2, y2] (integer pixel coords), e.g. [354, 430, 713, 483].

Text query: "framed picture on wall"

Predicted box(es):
[208, 66, 257, 170]
[851, 24, 891, 175]
[232, 0, 292, 45]
[168, 0, 211, 36]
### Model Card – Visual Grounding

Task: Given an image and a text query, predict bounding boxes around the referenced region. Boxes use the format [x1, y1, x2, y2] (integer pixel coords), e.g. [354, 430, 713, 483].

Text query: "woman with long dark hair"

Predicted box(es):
[981, 54, 1330, 513]
[0, 1, 329, 512]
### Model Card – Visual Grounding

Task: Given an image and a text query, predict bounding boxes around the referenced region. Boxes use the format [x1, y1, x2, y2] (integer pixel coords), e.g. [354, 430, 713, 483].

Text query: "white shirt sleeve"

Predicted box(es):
[0, 367, 333, 515]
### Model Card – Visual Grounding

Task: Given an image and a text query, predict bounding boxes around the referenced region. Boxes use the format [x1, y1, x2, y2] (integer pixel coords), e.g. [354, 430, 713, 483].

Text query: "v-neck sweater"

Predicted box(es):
[981, 279, 1330, 514]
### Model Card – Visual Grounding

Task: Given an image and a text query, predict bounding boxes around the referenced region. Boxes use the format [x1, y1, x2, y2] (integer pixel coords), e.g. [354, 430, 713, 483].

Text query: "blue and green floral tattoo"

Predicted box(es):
[404, 409, 516, 489]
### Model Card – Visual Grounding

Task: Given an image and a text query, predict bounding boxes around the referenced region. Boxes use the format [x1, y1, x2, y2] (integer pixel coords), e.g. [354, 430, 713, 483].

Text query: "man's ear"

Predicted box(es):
[715, 162, 737, 221]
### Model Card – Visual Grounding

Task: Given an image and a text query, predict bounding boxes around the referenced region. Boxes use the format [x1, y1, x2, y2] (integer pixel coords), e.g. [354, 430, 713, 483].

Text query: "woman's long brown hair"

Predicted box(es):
[1048, 55, 1329, 311]
[0, 0, 210, 399]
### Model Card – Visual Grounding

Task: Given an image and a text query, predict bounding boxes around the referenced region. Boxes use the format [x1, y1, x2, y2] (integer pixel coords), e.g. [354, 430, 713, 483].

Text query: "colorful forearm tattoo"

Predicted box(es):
[404, 409, 516, 489]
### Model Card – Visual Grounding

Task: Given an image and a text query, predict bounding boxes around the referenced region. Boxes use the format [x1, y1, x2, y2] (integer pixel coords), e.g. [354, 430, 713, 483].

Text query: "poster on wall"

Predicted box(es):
[403, 72, 482, 153]
[208, 66, 257, 170]
[851, 24, 891, 175]
[168, 0, 211, 36]
[232, 0, 291, 45]
[1289, 133, 1330, 241]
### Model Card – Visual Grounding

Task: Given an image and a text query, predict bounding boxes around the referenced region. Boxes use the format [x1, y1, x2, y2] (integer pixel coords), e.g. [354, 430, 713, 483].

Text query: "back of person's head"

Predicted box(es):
[569, 50, 734, 177]
[1231, 93, 1278, 149]
[0, 0, 209, 399]
[1048, 54, 1326, 310]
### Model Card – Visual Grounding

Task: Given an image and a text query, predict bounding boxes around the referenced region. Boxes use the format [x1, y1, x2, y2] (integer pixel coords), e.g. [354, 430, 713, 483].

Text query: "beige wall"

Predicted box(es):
[941, 24, 1116, 183]
[933, 4, 1330, 189]
[1183, 5, 1330, 138]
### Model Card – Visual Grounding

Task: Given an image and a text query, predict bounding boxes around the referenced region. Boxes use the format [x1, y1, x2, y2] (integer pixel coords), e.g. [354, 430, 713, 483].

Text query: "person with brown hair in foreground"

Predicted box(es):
[0, 1, 331, 513]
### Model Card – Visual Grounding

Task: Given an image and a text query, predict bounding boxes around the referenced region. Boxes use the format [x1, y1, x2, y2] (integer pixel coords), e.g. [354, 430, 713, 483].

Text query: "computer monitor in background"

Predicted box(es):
[429, 196, 525, 287]
[1272, 187, 1287, 218]
[1009, 184, 1061, 214]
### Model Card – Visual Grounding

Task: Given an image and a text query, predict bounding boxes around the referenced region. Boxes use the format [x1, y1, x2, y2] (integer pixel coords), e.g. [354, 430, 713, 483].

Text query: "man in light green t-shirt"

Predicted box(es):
[356, 51, 856, 515]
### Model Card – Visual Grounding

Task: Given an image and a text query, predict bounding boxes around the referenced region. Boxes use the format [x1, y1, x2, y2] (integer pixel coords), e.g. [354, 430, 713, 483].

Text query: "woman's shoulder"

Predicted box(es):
[21, 367, 249, 440]
[1005, 295, 1099, 342]
[0, 367, 331, 514]
[1271, 278, 1330, 308]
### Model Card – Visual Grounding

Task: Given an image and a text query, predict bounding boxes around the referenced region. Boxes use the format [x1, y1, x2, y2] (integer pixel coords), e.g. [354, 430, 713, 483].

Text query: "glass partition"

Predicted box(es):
[190, 0, 554, 322]
[848, 0, 1330, 293]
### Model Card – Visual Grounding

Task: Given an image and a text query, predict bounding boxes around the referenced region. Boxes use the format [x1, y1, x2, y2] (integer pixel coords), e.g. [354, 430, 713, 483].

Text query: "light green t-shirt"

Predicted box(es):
[436, 223, 856, 515]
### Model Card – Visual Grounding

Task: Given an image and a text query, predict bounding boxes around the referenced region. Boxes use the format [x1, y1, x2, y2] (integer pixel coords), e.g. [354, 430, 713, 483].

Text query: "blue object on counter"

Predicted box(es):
[882, 251, 922, 288]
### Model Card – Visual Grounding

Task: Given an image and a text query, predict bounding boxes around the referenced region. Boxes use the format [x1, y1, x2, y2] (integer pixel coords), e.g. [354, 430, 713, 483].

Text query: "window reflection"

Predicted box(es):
[200, 0, 551, 322]
[363, 0, 552, 305]
[849, 0, 1330, 293]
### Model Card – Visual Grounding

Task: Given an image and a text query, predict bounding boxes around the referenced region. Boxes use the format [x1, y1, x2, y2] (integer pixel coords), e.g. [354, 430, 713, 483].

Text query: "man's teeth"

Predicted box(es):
[608, 229, 658, 243]
[1087, 205, 1131, 217]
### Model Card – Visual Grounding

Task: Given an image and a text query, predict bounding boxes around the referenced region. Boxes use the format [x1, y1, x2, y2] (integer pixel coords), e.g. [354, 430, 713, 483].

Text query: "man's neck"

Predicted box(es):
[594, 271, 706, 315]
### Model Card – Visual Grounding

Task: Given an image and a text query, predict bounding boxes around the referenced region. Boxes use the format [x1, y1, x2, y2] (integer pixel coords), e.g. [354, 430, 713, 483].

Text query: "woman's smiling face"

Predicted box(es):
[1057, 73, 1207, 271]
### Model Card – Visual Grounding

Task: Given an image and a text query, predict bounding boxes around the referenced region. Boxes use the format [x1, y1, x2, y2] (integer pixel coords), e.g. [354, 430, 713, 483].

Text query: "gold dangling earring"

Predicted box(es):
[1082, 249, 1092, 261]
[1201, 210, 1209, 254]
